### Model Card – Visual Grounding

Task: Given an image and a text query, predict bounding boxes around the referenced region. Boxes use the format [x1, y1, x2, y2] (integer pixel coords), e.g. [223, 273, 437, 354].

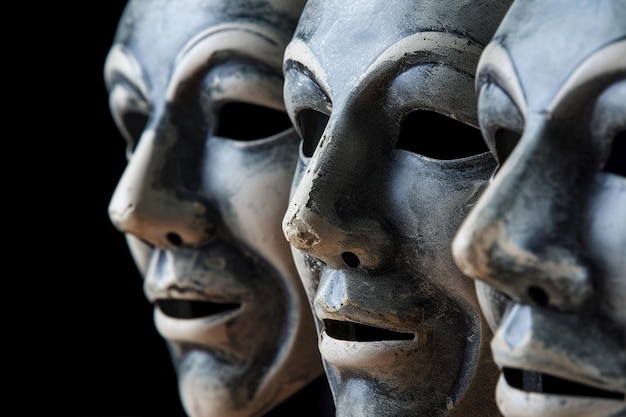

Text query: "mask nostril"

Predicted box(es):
[341, 251, 360, 268]
[166, 232, 183, 246]
[205, 223, 217, 235]
[527, 285, 549, 306]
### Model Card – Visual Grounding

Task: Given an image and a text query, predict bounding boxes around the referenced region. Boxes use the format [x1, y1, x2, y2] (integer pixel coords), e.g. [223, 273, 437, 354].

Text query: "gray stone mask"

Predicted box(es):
[104, 1, 323, 416]
[281, 0, 512, 415]
[452, 1, 626, 416]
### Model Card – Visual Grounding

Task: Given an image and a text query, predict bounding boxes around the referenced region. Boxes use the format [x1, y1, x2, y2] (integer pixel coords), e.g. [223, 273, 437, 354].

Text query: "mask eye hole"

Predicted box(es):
[108, 85, 150, 157]
[122, 110, 149, 154]
[603, 130, 625, 177]
[397, 110, 489, 159]
[216, 102, 293, 141]
[494, 127, 522, 167]
[297, 109, 330, 157]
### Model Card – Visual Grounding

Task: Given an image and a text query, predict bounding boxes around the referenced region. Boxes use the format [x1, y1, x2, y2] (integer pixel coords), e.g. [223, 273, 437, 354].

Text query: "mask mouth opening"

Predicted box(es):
[156, 299, 241, 319]
[502, 367, 625, 400]
[323, 319, 414, 342]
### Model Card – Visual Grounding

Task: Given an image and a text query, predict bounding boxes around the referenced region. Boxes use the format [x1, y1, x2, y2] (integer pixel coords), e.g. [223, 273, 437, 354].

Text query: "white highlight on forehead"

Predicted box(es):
[167, 23, 286, 100]
[362, 31, 484, 83]
[284, 38, 332, 100]
[476, 41, 527, 119]
[549, 39, 626, 112]
[104, 44, 150, 100]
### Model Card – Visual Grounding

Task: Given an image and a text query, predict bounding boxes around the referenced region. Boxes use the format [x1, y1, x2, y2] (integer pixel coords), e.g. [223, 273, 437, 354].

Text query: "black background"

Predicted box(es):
[47, 2, 186, 416]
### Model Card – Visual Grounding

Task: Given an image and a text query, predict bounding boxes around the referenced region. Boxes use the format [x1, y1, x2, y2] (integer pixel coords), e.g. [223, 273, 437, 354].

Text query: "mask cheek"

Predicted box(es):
[583, 173, 626, 330]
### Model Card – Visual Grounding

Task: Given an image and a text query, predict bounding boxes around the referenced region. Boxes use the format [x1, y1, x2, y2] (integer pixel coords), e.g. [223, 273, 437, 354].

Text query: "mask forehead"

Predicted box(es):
[111, 0, 303, 99]
[293, 0, 513, 98]
[489, 0, 626, 109]
[116, 0, 304, 44]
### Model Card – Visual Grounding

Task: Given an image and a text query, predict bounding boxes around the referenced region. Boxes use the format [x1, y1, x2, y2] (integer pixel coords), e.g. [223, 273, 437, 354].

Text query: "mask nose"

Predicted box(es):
[108, 129, 215, 250]
[282, 131, 393, 270]
[452, 131, 594, 312]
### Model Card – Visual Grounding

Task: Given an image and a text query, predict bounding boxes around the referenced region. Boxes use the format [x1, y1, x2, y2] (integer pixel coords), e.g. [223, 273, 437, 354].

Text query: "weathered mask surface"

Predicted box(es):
[452, 1, 625, 416]
[104, 1, 325, 416]
[281, 0, 512, 415]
